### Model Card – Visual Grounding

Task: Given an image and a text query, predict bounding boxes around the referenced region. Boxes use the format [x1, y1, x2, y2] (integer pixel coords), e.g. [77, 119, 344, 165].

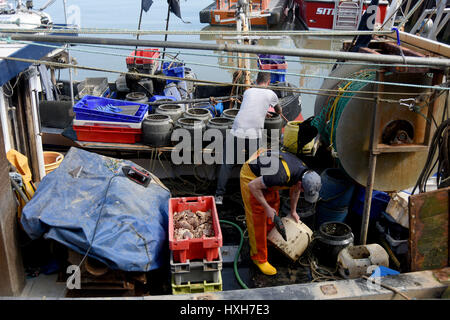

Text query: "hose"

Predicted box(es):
[219, 219, 249, 290]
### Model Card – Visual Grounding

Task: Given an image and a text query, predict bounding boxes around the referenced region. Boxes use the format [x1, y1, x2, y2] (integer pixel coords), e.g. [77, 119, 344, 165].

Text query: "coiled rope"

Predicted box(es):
[312, 69, 377, 154]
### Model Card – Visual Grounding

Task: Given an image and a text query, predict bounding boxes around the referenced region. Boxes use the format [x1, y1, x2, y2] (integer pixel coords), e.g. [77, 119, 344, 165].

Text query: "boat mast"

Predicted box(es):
[63, 0, 75, 106]
[236, 0, 251, 86]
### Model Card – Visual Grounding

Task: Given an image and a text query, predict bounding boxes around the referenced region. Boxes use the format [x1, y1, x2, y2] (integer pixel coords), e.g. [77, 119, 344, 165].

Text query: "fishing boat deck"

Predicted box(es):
[17, 267, 450, 299]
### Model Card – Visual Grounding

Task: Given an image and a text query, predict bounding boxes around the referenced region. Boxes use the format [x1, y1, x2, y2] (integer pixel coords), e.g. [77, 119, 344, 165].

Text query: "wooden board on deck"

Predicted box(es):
[409, 187, 450, 272]
[386, 31, 450, 58]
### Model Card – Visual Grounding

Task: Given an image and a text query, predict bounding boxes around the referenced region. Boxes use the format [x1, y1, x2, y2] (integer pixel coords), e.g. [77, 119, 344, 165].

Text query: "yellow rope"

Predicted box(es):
[329, 81, 353, 148]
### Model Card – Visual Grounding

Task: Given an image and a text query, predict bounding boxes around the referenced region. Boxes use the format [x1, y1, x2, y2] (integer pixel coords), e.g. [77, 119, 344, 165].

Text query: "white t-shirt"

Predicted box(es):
[230, 88, 279, 139]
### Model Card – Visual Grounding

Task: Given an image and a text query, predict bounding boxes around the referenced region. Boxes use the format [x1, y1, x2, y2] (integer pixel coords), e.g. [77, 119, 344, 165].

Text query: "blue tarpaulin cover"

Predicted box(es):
[21, 147, 170, 272]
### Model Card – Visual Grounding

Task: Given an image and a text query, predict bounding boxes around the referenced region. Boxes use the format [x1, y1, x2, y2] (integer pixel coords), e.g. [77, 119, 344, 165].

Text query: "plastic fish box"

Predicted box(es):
[169, 196, 223, 263]
[77, 77, 109, 98]
[352, 187, 391, 220]
[162, 62, 185, 84]
[385, 233, 408, 256]
[73, 125, 142, 144]
[258, 63, 287, 83]
[73, 119, 142, 129]
[171, 272, 222, 295]
[170, 250, 222, 285]
[126, 48, 160, 69]
[73, 95, 148, 123]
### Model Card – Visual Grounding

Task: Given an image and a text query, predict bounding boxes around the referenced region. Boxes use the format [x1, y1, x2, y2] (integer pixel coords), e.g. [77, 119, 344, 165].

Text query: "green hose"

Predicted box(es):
[219, 219, 249, 290]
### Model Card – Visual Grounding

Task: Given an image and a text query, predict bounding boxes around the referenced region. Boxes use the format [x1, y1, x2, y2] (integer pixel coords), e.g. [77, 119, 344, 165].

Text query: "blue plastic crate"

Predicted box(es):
[258, 54, 286, 65]
[270, 70, 286, 84]
[351, 186, 390, 220]
[162, 62, 185, 84]
[73, 95, 149, 123]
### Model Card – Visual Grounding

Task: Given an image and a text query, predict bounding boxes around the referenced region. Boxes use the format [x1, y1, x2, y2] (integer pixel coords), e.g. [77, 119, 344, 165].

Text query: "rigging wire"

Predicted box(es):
[0, 41, 446, 95]
[0, 22, 396, 36]
[70, 42, 434, 69]
[0, 54, 441, 105]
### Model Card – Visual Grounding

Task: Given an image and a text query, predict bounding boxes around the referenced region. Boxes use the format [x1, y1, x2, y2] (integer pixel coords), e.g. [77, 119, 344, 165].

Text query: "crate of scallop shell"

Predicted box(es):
[169, 196, 223, 263]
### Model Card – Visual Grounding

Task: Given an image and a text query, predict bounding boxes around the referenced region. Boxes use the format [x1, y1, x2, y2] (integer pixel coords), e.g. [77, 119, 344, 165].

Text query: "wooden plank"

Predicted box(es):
[358, 47, 382, 55]
[386, 31, 450, 58]
[380, 41, 426, 57]
[76, 141, 215, 153]
[374, 143, 429, 154]
[22, 80, 41, 182]
[0, 119, 25, 296]
[13, 80, 31, 159]
[409, 187, 450, 272]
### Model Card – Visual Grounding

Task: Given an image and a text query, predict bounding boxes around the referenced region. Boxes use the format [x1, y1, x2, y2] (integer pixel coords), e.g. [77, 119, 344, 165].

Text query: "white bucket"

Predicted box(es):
[267, 216, 313, 262]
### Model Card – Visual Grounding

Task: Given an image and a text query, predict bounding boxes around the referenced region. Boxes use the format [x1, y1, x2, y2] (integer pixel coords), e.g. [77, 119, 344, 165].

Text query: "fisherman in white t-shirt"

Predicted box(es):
[215, 72, 282, 205]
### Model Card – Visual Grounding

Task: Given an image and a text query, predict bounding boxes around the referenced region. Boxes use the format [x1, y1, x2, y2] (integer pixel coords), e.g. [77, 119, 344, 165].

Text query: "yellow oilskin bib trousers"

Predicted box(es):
[240, 148, 291, 275]
[7, 150, 36, 223]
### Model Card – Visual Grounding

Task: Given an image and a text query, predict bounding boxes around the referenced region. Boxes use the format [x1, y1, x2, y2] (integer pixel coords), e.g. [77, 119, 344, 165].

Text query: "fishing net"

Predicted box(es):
[312, 70, 377, 153]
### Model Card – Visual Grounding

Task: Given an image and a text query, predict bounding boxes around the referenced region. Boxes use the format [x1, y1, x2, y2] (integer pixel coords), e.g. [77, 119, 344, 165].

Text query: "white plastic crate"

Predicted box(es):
[170, 250, 222, 286]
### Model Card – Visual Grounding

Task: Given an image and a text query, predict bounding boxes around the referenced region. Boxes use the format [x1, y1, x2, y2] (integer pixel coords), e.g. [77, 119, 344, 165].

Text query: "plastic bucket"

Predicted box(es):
[316, 168, 355, 227]
[222, 108, 239, 120]
[184, 108, 213, 124]
[267, 217, 313, 262]
[44, 152, 64, 174]
[316, 203, 348, 229]
[319, 168, 355, 208]
[126, 92, 148, 104]
[312, 221, 354, 267]
[142, 114, 174, 147]
[283, 120, 316, 154]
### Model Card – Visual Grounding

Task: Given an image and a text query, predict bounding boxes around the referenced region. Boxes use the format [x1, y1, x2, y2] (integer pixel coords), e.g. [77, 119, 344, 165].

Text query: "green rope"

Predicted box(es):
[219, 219, 249, 290]
[312, 70, 377, 151]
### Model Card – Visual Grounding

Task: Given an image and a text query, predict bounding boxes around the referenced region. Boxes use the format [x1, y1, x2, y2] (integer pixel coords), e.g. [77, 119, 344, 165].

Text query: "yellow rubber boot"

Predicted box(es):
[252, 260, 277, 276]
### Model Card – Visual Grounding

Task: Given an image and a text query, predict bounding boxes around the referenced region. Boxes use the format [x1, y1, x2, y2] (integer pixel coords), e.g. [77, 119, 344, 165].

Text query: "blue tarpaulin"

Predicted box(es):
[21, 147, 171, 272]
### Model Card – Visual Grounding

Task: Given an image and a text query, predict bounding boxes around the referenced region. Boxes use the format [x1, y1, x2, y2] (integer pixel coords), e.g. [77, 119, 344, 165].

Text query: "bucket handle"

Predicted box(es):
[56, 155, 63, 162]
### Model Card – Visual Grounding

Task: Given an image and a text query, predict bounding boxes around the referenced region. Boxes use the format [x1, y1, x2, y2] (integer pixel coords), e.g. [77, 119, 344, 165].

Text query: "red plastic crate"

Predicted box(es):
[73, 125, 142, 144]
[259, 62, 287, 70]
[169, 196, 223, 263]
[126, 48, 160, 66]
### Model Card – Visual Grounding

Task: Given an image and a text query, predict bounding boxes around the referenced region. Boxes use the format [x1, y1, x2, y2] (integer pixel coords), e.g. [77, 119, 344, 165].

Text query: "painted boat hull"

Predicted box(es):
[294, 0, 388, 30]
[200, 0, 288, 26]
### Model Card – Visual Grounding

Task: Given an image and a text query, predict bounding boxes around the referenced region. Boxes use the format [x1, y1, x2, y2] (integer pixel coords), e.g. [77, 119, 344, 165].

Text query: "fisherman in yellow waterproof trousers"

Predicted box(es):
[240, 148, 321, 276]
